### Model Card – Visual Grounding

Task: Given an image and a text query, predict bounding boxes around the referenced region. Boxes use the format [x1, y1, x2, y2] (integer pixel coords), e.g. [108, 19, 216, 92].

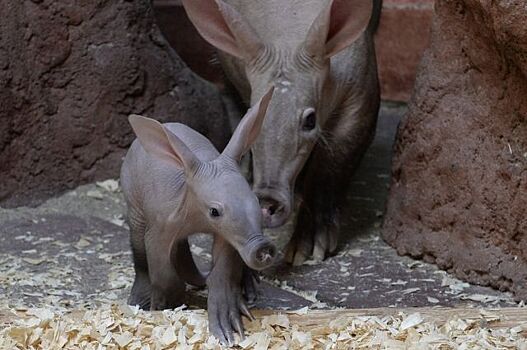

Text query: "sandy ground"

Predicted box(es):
[0, 103, 520, 314]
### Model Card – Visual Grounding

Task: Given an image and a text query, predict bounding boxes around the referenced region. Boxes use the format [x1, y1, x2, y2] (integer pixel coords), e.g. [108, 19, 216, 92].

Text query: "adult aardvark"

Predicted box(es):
[182, 0, 381, 265]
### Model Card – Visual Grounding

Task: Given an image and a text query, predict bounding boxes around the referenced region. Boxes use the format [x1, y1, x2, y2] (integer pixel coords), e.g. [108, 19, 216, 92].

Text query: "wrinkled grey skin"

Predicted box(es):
[182, 0, 381, 265]
[120, 89, 275, 344]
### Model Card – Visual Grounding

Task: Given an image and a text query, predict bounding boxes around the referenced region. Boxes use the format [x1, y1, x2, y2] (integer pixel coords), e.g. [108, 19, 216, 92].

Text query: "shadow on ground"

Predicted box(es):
[0, 103, 518, 312]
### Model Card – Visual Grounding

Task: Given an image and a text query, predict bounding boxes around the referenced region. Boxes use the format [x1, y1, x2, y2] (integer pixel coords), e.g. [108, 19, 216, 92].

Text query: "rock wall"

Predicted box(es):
[0, 0, 230, 207]
[383, 0, 527, 299]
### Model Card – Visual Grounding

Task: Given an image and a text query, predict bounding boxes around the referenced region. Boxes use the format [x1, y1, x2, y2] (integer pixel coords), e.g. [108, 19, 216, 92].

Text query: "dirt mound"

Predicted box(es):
[383, 0, 527, 299]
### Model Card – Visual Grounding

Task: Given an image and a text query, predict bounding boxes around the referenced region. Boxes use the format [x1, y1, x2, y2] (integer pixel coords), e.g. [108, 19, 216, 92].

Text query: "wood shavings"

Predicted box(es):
[357, 234, 379, 243]
[239, 332, 271, 349]
[261, 278, 323, 308]
[510, 325, 523, 335]
[74, 237, 91, 249]
[402, 287, 420, 295]
[86, 190, 104, 200]
[1, 235, 133, 312]
[347, 248, 363, 258]
[460, 293, 506, 304]
[25, 308, 55, 323]
[288, 307, 309, 315]
[406, 261, 423, 269]
[22, 257, 46, 265]
[190, 244, 204, 255]
[291, 330, 312, 348]
[113, 331, 134, 347]
[96, 179, 120, 193]
[391, 279, 408, 286]
[479, 309, 500, 322]
[441, 275, 470, 294]
[400, 313, 423, 330]
[109, 214, 126, 227]
[301, 259, 319, 266]
[310, 301, 329, 309]
[1, 305, 525, 349]
[262, 314, 290, 328]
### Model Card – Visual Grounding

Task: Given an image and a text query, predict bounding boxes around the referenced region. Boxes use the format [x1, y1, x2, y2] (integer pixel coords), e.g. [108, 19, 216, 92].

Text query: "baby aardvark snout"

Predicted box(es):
[254, 241, 276, 265]
[241, 235, 277, 270]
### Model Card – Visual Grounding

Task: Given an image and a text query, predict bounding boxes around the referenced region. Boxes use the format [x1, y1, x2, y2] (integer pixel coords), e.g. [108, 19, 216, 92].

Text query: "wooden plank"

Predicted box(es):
[2, 307, 527, 331]
[254, 307, 527, 331]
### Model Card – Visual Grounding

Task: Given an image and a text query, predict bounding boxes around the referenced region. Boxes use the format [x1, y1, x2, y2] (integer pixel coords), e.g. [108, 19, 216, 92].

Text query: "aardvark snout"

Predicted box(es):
[254, 188, 291, 228]
[241, 234, 277, 271]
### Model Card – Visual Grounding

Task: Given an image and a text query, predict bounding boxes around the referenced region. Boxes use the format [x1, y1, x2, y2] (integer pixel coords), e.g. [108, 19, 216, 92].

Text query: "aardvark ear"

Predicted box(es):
[304, 0, 373, 59]
[181, 0, 264, 61]
[129, 115, 199, 172]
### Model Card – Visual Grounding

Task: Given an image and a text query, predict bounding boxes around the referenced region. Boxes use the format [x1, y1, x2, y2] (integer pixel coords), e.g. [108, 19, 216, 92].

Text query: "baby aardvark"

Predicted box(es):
[120, 88, 276, 344]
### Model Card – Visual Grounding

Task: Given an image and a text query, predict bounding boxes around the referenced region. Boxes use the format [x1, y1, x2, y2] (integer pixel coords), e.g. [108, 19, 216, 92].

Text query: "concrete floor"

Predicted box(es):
[0, 103, 518, 313]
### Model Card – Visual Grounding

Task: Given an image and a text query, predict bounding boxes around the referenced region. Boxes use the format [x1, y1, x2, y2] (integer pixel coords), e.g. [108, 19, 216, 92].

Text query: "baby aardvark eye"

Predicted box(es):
[209, 208, 221, 217]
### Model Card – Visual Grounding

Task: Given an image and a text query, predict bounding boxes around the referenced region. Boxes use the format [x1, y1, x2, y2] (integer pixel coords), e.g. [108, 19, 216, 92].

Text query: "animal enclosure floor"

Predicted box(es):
[0, 103, 521, 313]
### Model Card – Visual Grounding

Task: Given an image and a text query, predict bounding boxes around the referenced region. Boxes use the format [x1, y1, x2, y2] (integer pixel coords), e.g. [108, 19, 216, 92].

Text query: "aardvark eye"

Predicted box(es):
[302, 110, 316, 131]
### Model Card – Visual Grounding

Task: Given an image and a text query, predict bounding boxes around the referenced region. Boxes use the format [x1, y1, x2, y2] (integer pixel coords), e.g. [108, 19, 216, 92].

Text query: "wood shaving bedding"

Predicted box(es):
[1, 304, 525, 349]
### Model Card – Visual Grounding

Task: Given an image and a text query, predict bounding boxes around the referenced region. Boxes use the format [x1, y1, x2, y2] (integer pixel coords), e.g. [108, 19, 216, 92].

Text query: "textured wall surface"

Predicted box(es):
[0, 0, 230, 207]
[383, 0, 527, 299]
[374, 0, 433, 101]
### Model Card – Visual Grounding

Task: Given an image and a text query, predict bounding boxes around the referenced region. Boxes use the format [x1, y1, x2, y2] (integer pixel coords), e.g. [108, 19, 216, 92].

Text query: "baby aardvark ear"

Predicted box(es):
[222, 87, 274, 162]
[128, 115, 199, 172]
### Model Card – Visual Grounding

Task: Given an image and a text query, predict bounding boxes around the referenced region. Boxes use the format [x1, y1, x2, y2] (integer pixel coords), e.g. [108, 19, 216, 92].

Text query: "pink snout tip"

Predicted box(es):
[241, 235, 277, 271]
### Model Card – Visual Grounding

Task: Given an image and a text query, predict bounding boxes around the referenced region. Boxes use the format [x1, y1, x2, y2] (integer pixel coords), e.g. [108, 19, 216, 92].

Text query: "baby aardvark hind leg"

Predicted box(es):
[129, 268, 151, 310]
[146, 228, 186, 310]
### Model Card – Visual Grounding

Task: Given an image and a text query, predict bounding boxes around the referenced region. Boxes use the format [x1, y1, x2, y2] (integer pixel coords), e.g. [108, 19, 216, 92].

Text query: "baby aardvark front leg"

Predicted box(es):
[207, 236, 254, 345]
